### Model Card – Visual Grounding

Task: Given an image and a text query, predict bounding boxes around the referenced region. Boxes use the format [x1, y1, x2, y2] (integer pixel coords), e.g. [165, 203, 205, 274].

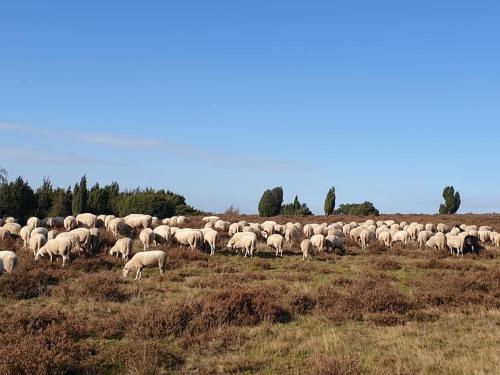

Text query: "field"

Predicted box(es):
[0, 214, 499, 375]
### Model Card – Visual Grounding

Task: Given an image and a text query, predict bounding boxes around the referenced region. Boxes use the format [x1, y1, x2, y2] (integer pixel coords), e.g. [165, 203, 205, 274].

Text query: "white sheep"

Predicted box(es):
[32, 227, 48, 237]
[310, 234, 325, 253]
[108, 218, 126, 238]
[391, 230, 410, 246]
[124, 214, 152, 229]
[70, 228, 91, 250]
[478, 230, 491, 243]
[425, 233, 447, 251]
[325, 235, 344, 253]
[285, 226, 301, 245]
[20, 226, 33, 249]
[417, 231, 433, 248]
[214, 220, 230, 232]
[227, 232, 257, 257]
[76, 213, 97, 228]
[493, 232, 500, 247]
[447, 235, 464, 256]
[436, 223, 449, 233]
[228, 223, 240, 236]
[3, 222, 21, 236]
[267, 234, 284, 257]
[360, 229, 375, 250]
[153, 225, 171, 247]
[378, 231, 392, 248]
[174, 228, 203, 250]
[202, 216, 220, 223]
[29, 233, 47, 256]
[109, 238, 133, 260]
[27, 216, 42, 229]
[0, 251, 18, 274]
[64, 216, 77, 231]
[201, 228, 218, 255]
[123, 251, 167, 280]
[104, 215, 116, 230]
[0, 227, 11, 240]
[35, 238, 72, 266]
[301, 239, 312, 260]
[139, 228, 155, 250]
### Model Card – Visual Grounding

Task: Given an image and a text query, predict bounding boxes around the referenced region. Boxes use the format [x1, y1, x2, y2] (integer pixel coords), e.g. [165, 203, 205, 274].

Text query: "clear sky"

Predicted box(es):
[1, 1, 499, 214]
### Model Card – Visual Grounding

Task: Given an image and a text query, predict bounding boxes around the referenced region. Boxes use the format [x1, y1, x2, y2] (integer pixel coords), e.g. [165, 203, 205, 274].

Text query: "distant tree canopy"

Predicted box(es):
[0, 171, 201, 223]
[281, 195, 313, 216]
[258, 187, 284, 217]
[324, 187, 336, 216]
[439, 186, 461, 214]
[335, 201, 379, 216]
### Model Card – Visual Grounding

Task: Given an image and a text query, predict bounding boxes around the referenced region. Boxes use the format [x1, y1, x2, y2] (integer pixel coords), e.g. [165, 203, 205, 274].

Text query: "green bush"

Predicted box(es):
[258, 187, 283, 217]
[281, 196, 313, 216]
[335, 201, 379, 216]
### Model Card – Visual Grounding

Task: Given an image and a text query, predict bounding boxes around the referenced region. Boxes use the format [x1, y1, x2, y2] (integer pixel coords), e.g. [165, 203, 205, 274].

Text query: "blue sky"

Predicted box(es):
[1, 1, 499, 214]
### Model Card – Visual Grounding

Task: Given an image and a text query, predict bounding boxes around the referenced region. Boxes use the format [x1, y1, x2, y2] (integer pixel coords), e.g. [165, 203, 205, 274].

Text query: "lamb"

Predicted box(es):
[27, 216, 42, 228]
[64, 216, 77, 231]
[29, 233, 47, 255]
[35, 238, 72, 266]
[378, 231, 392, 248]
[325, 235, 344, 253]
[20, 226, 33, 249]
[301, 239, 312, 260]
[139, 228, 155, 250]
[123, 251, 167, 280]
[76, 213, 97, 228]
[201, 228, 219, 255]
[109, 238, 133, 260]
[417, 231, 433, 248]
[267, 234, 284, 257]
[0, 251, 19, 274]
[360, 229, 375, 250]
[310, 234, 325, 253]
[227, 232, 257, 257]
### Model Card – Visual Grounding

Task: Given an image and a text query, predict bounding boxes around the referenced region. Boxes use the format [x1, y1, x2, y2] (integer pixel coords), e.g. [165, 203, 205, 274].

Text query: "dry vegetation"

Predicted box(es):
[0, 214, 499, 374]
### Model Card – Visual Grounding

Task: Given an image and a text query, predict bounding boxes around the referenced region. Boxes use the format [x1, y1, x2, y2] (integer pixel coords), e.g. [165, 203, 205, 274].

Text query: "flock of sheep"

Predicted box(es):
[1, 213, 499, 280]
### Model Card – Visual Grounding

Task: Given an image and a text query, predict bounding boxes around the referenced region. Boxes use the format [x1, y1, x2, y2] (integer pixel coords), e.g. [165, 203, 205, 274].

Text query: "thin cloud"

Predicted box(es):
[1, 122, 308, 172]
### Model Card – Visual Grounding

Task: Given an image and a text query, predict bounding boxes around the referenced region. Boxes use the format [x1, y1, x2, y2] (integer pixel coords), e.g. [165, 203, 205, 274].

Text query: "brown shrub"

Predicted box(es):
[286, 292, 317, 315]
[415, 258, 487, 272]
[366, 313, 407, 326]
[253, 259, 274, 270]
[373, 257, 401, 270]
[54, 272, 129, 302]
[279, 272, 312, 282]
[133, 303, 196, 339]
[71, 256, 117, 273]
[351, 277, 411, 314]
[168, 248, 209, 269]
[0, 268, 56, 299]
[186, 272, 267, 289]
[308, 353, 362, 375]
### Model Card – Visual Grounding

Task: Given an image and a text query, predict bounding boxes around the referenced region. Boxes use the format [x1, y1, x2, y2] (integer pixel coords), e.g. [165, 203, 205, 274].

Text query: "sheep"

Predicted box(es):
[359, 229, 375, 250]
[124, 214, 152, 229]
[425, 233, 447, 251]
[27, 216, 42, 228]
[20, 226, 33, 249]
[88, 228, 101, 253]
[407, 225, 419, 241]
[3, 222, 21, 236]
[391, 230, 410, 246]
[478, 230, 491, 243]
[109, 238, 133, 260]
[104, 215, 116, 229]
[139, 228, 155, 250]
[228, 223, 240, 236]
[46, 216, 64, 228]
[261, 222, 275, 236]
[214, 220, 230, 232]
[201, 228, 219, 255]
[479, 226, 493, 232]
[108, 218, 126, 238]
[4, 217, 17, 224]
[465, 225, 478, 232]
[242, 226, 268, 240]
[378, 231, 392, 248]
[29, 233, 47, 255]
[70, 228, 91, 251]
[285, 226, 302, 245]
[417, 231, 433, 248]
[47, 229, 59, 240]
[123, 251, 167, 280]
[0, 227, 11, 241]
[0, 251, 18, 274]
[176, 216, 190, 227]
[267, 234, 284, 257]
[325, 235, 344, 253]
[303, 224, 314, 238]
[204, 221, 216, 229]
[310, 234, 325, 253]
[463, 235, 480, 254]
[64, 216, 77, 231]
[57, 232, 82, 253]
[301, 239, 313, 260]
[35, 238, 72, 266]
[32, 227, 48, 237]
[151, 216, 160, 228]
[153, 225, 171, 248]
[447, 235, 464, 256]
[202, 216, 220, 223]
[436, 223, 449, 233]
[449, 227, 461, 236]
[349, 227, 366, 242]
[493, 232, 500, 247]
[76, 213, 97, 228]
[227, 232, 257, 257]
[96, 214, 107, 228]
[174, 229, 203, 250]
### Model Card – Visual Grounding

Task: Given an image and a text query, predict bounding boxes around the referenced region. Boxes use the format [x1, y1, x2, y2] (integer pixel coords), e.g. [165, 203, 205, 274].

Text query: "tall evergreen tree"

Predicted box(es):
[324, 187, 336, 216]
[0, 176, 37, 221]
[258, 186, 283, 217]
[439, 186, 461, 214]
[72, 175, 88, 214]
[35, 177, 55, 218]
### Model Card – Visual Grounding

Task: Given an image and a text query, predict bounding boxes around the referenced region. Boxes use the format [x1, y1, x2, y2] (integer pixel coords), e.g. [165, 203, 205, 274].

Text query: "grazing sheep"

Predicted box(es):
[285, 226, 302, 245]
[391, 230, 410, 246]
[214, 220, 230, 232]
[325, 235, 344, 253]
[201, 228, 219, 255]
[310, 234, 325, 253]
[227, 232, 257, 257]
[109, 238, 133, 260]
[407, 225, 419, 241]
[449, 227, 461, 236]
[301, 239, 313, 260]
[228, 223, 240, 236]
[493, 232, 500, 247]
[175, 216, 190, 227]
[0, 227, 11, 241]
[88, 228, 101, 253]
[47, 229, 59, 240]
[360, 230, 375, 250]
[20, 226, 33, 249]
[436, 223, 449, 233]
[32, 227, 48, 237]
[153, 225, 171, 247]
[64, 216, 77, 231]
[261, 222, 275, 236]
[57, 232, 82, 253]
[204, 221, 216, 229]
[202, 216, 220, 223]
[139, 228, 155, 250]
[27, 216, 42, 229]
[35, 238, 72, 266]
[463, 235, 480, 254]
[29, 233, 47, 255]
[479, 226, 493, 232]
[124, 214, 152, 229]
[123, 251, 167, 280]
[378, 231, 392, 248]
[151, 216, 160, 228]
[447, 235, 464, 256]
[425, 233, 447, 251]
[417, 231, 433, 248]
[478, 230, 491, 243]
[3, 222, 21, 236]
[108, 218, 126, 238]
[242, 226, 268, 240]
[70, 228, 91, 251]
[104, 215, 116, 230]
[4, 217, 17, 224]
[76, 213, 97, 228]
[96, 214, 107, 228]
[0, 251, 19, 274]
[267, 234, 284, 257]
[174, 229, 203, 250]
